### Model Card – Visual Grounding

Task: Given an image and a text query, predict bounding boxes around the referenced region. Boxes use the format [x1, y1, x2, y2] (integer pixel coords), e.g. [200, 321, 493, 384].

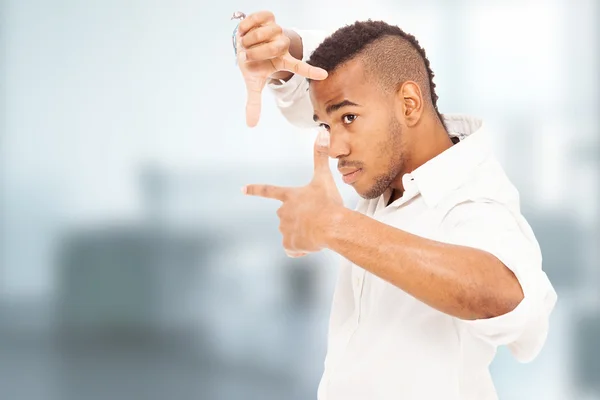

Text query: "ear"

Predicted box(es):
[395, 81, 423, 128]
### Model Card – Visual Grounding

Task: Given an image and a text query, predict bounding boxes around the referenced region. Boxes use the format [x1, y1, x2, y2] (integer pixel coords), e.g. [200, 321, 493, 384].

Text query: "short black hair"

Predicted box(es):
[307, 20, 442, 121]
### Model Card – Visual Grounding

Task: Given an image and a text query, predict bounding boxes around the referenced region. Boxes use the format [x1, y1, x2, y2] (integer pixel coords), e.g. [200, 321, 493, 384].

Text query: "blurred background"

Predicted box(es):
[1, 0, 598, 399]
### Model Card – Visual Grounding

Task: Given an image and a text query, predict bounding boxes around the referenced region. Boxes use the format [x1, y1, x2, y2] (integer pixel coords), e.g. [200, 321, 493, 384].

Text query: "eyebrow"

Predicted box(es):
[313, 99, 360, 122]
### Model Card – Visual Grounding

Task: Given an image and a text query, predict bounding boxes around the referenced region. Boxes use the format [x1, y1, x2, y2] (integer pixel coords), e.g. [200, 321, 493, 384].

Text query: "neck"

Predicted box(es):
[389, 116, 452, 201]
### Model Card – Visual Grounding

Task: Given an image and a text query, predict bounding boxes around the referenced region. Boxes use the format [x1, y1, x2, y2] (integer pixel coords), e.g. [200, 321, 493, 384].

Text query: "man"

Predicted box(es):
[234, 11, 557, 400]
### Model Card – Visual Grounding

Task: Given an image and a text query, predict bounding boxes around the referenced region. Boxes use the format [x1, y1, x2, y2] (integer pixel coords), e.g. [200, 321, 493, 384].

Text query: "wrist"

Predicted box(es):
[320, 205, 350, 249]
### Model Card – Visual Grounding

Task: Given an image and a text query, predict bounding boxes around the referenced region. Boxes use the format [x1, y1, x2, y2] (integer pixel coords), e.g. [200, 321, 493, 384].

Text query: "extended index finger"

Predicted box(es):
[275, 54, 328, 80]
[238, 11, 276, 36]
[243, 184, 289, 201]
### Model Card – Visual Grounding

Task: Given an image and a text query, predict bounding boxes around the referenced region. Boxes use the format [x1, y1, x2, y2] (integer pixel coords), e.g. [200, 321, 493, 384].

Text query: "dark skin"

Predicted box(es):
[311, 60, 455, 202]
[243, 58, 524, 321]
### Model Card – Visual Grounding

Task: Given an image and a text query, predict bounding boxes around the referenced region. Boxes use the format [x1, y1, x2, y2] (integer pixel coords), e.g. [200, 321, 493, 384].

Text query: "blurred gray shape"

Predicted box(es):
[524, 211, 585, 290]
[575, 314, 600, 395]
[54, 224, 220, 341]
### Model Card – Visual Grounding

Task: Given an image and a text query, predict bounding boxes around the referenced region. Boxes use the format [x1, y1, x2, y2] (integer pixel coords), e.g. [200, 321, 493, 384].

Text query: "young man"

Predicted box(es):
[234, 11, 557, 400]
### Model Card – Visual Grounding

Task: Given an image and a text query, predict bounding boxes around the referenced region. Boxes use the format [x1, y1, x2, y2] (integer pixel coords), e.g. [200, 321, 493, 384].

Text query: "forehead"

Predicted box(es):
[309, 59, 375, 107]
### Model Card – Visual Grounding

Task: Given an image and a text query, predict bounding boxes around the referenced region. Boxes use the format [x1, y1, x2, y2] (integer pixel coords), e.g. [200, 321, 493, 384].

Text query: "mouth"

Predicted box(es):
[340, 168, 362, 185]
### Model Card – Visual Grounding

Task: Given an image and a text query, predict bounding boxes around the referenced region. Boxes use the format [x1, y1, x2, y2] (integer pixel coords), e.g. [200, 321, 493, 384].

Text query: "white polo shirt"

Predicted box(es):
[268, 32, 557, 400]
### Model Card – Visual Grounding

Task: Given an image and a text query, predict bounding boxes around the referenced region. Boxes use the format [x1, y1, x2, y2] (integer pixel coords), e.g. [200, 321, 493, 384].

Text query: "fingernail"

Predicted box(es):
[317, 129, 330, 147]
[241, 186, 247, 194]
[285, 251, 304, 258]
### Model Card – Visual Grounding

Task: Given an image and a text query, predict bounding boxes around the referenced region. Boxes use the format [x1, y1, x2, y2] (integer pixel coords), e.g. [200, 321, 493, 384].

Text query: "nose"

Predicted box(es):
[328, 131, 350, 159]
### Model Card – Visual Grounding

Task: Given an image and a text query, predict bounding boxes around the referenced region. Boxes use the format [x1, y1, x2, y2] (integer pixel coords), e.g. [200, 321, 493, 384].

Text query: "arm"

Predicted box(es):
[244, 133, 556, 363]
[324, 206, 524, 321]
[267, 29, 330, 129]
[324, 200, 556, 361]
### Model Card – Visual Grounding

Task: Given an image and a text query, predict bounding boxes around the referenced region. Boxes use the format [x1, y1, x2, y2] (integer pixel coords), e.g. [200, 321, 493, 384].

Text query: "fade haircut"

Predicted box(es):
[307, 20, 443, 122]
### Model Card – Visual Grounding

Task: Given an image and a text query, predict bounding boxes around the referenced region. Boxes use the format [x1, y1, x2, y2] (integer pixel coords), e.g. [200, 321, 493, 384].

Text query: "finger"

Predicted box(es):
[243, 184, 289, 201]
[313, 129, 331, 175]
[285, 250, 307, 258]
[244, 75, 266, 127]
[244, 38, 288, 62]
[241, 23, 283, 50]
[274, 54, 328, 80]
[238, 11, 275, 36]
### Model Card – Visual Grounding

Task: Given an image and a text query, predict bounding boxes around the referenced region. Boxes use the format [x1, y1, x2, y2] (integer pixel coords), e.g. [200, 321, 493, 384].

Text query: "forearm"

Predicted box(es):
[324, 207, 524, 320]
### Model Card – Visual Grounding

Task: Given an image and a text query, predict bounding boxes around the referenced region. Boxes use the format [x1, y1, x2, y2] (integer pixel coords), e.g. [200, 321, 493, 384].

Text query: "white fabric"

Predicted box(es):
[267, 32, 557, 400]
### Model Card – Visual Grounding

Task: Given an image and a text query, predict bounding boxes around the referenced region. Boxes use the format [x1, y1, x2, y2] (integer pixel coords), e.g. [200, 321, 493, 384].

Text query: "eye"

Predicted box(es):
[319, 123, 330, 131]
[342, 114, 357, 124]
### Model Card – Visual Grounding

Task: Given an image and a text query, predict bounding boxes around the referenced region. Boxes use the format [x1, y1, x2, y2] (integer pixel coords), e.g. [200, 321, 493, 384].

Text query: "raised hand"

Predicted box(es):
[235, 11, 328, 127]
[243, 130, 343, 256]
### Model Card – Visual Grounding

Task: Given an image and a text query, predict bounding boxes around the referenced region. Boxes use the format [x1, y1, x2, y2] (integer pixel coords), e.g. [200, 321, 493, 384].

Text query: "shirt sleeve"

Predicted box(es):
[266, 29, 330, 129]
[441, 199, 558, 363]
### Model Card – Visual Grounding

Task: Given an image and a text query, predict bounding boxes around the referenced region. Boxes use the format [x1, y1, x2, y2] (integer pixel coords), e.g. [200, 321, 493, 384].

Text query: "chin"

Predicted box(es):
[353, 178, 391, 200]
[357, 192, 383, 200]
[355, 186, 385, 200]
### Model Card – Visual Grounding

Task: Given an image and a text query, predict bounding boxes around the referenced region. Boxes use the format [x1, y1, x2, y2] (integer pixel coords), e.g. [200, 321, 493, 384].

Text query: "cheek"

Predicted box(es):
[363, 141, 398, 181]
[360, 132, 393, 165]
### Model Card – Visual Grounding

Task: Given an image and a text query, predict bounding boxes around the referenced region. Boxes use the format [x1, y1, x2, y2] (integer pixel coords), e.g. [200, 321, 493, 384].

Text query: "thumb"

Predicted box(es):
[313, 129, 332, 176]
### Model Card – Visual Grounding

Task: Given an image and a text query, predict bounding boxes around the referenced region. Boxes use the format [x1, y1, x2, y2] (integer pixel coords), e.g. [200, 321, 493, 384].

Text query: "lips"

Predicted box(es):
[340, 168, 362, 185]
